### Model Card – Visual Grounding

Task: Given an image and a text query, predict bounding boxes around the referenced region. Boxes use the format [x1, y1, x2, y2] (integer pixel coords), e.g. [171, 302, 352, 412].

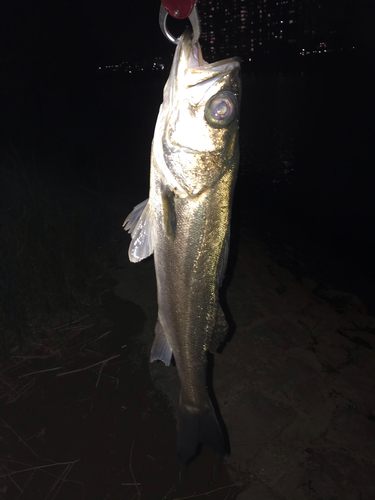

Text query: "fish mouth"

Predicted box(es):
[175, 31, 241, 114]
[181, 30, 241, 71]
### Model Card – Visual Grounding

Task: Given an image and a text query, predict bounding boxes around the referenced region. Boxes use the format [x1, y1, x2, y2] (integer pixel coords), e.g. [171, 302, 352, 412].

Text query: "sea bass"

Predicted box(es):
[124, 30, 241, 463]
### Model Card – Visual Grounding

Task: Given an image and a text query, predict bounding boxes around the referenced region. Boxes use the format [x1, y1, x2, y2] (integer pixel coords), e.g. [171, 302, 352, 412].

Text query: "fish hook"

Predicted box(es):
[159, 1, 201, 45]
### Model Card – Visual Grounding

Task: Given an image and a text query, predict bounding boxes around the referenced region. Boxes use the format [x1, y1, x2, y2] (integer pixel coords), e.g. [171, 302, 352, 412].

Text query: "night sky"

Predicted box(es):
[2, 0, 188, 76]
[3, 0, 374, 73]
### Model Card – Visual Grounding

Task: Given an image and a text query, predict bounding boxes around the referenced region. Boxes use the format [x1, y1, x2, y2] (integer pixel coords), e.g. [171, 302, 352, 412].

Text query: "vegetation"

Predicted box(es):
[0, 157, 116, 361]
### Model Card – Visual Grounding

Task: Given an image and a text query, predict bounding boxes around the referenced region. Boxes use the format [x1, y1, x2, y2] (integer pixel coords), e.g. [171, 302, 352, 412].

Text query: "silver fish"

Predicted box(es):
[124, 30, 241, 463]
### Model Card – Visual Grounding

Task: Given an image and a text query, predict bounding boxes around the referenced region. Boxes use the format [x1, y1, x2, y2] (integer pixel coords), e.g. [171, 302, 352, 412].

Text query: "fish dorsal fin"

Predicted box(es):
[123, 199, 154, 262]
[209, 303, 228, 353]
[150, 320, 173, 366]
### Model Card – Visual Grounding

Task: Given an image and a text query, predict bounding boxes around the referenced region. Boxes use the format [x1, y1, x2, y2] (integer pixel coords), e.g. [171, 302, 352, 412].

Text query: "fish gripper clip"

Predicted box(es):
[159, 0, 201, 45]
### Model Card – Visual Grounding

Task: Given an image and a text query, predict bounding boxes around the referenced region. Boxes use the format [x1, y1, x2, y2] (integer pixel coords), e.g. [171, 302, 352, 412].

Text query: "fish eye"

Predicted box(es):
[205, 91, 237, 129]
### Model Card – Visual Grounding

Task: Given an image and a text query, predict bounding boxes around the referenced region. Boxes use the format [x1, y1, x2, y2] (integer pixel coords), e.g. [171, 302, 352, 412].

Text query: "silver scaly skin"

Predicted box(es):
[124, 30, 241, 463]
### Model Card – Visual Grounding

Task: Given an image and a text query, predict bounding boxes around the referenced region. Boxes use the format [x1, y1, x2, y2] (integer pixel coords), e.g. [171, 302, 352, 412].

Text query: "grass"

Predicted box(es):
[0, 156, 116, 364]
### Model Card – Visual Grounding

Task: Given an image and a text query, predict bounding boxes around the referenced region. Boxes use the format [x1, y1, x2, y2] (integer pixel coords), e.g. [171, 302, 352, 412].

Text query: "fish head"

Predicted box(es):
[154, 30, 241, 197]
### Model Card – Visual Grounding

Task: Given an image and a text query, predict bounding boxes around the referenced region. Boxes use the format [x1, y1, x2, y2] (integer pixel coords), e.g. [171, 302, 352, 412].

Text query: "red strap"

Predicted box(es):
[161, 0, 196, 19]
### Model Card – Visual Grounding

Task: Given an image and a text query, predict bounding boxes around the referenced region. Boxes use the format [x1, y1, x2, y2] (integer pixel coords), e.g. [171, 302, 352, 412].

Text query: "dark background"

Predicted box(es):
[2, 0, 375, 307]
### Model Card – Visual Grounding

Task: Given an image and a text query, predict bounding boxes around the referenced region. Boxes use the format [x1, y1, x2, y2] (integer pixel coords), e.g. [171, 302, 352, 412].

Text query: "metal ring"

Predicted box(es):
[159, 4, 201, 45]
[159, 5, 179, 44]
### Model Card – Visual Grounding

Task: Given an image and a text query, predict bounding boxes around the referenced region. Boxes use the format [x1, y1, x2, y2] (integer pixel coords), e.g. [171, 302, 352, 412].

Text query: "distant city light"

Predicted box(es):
[97, 2, 350, 72]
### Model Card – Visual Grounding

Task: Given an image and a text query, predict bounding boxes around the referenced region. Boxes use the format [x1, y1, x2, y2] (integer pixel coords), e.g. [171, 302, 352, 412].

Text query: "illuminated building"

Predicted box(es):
[198, 1, 334, 61]
[199, 0, 249, 61]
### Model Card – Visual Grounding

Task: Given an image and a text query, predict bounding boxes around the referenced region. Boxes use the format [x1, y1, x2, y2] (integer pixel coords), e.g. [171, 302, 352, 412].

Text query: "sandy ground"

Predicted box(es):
[1, 209, 374, 499]
[114, 222, 375, 500]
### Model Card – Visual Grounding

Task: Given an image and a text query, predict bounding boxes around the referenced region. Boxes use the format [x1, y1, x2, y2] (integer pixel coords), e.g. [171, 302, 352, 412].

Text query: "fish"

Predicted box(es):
[124, 30, 241, 464]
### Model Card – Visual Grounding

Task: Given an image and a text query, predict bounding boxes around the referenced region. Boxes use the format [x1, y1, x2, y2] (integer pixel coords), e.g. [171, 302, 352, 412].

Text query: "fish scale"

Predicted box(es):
[124, 30, 241, 463]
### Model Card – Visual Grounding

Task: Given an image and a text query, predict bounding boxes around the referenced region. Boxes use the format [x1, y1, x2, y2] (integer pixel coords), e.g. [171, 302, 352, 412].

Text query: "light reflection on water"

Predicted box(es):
[237, 69, 374, 224]
[239, 73, 306, 198]
[240, 130, 295, 191]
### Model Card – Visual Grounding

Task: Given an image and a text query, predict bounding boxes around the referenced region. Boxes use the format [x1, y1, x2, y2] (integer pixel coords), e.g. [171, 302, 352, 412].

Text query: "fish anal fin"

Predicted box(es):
[150, 320, 173, 366]
[209, 303, 228, 353]
[217, 226, 230, 289]
[123, 199, 154, 263]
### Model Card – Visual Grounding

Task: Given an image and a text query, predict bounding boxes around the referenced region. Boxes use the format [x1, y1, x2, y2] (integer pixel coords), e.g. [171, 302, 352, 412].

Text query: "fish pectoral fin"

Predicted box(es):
[150, 321, 173, 366]
[161, 186, 177, 239]
[123, 199, 154, 263]
[209, 303, 229, 353]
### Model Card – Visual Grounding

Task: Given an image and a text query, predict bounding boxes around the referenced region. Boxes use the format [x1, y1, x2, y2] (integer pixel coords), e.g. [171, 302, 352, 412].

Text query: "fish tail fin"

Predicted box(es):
[177, 398, 226, 464]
